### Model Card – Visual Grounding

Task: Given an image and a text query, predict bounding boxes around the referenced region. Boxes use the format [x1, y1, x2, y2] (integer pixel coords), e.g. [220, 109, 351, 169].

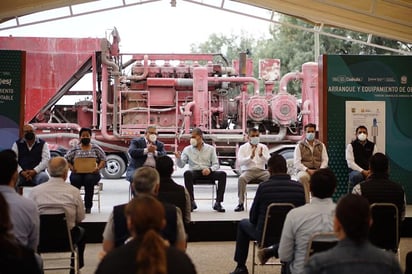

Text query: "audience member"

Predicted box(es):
[0, 149, 39, 250]
[102, 167, 186, 255]
[273, 168, 336, 274]
[65, 127, 106, 213]
[175, 127, 227, 212]
[294, 123, 328, 202]
[96, 194, 196, 274]
[352, 152, 406, 221]
[11, 123, 50, 188]
[230, 154, 306, 274]
[0, 192, 43, 274]
[125, 125, 167, 183]
[29, 156, 86, 270]
[346, 125, 377, 188]
[304, 194, 402, 274]
[156, 155, 191, 225]
[234, 128, 270, 212]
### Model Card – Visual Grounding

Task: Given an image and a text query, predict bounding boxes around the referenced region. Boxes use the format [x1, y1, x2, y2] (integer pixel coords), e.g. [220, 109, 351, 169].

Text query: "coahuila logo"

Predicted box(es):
[332, 75, 363, 83]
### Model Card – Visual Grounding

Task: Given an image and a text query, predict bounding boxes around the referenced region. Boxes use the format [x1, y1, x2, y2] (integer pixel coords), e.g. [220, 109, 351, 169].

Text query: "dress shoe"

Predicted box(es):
[85, 208, 91, 214]
[213, 202, 225, 212]
[191, 201, 198, 212]
[230, 265, 249, 274]
[234, 204, 244, 212]
[257, 245, 278, 265]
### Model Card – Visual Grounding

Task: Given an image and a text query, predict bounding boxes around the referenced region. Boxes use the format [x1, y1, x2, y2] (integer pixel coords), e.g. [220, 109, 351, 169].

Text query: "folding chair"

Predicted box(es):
[369, 203, 400, 255]
[193, 178, 216, 206]
[252, 203, 295, 274]
[80, 183, 101, 212]
[305, 232, 338, 262]
[37, 205, 79, 274]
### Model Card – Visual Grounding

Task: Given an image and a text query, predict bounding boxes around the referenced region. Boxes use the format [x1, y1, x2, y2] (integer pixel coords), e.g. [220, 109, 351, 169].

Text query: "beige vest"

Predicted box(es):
[299, 140, 323, 169]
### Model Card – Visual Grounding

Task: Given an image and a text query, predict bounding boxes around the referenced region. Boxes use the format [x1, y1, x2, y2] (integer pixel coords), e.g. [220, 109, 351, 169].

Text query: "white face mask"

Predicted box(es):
[149, 134, 157, 143]
[250, 137, 260, 146]
[190, 138, 198, 147]
[306, 132, 315, 141]
[357, 133, 367, 142]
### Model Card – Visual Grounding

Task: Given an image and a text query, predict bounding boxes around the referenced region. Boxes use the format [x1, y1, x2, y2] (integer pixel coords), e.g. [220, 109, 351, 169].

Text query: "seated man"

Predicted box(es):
[294, 123, 328, 202]
[258, 168, 337, 274]
[304, 194, 402, 274]
[230, 154, 306, 274]
[12, 123, 50, 188]
[156, 155, 191, 225]
[28, 157, 86, 270]
[175, 127, 226, 212]
[352, 152, 406, 222]
[234, 128, 270, 212]
[345, 125, 377, 188]
[102, 167, 186, 255]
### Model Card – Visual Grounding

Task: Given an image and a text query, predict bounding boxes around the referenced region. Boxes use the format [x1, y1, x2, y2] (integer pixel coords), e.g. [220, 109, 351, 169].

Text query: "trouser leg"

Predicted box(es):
[83, 173, 101, 209]
[234, 219, 257, 266]
[184, 170, 195, 201]
[211, 171, 226, 203]
[71, 226, 85, 269]
[297, 171, 310, 203]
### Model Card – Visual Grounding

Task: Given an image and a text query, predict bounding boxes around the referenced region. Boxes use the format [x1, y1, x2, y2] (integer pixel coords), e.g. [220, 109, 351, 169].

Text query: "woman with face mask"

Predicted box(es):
[293, 123, 329, 203]
[65, 127, 106, 213]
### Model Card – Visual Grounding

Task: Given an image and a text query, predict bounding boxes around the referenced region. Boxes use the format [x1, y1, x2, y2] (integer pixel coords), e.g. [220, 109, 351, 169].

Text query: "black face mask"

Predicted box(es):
[80, 138, 91, 145]
[24, 132, 35, 141]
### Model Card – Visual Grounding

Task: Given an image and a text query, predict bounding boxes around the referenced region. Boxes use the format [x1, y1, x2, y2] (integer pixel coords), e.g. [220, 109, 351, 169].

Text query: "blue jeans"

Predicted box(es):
[234, 218, 257, 266]
[18, 171, 49, 186]
[349, 170, 364, 187]
[70, 172, 101, 209]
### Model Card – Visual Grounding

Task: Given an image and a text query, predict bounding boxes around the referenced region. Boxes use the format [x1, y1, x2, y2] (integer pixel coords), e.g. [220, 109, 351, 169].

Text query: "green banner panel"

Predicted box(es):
[322, 55, 412, 202]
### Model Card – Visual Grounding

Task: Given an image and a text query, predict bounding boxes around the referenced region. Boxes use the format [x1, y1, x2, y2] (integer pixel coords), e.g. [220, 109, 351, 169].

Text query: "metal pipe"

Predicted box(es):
[207, 76, 260, 95]
[126, 55, 148, 81]
[33, 123, 81, 132]
[183, 101, 196, 134]
[279, 72, 303, 94]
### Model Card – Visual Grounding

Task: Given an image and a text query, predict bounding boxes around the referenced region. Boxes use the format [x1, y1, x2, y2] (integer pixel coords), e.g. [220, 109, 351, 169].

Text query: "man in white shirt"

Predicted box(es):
[234, 128, 270, 212]
[29, 157, 86, 270]
[294, 123, 328, 202]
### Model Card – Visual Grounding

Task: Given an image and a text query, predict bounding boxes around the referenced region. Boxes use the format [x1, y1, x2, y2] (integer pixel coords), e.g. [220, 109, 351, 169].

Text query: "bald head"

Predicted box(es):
[48, 157, 69, 179]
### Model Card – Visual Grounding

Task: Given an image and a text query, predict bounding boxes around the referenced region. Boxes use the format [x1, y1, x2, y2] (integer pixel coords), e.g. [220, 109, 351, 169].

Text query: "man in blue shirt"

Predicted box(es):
[175, 128, 226, 212]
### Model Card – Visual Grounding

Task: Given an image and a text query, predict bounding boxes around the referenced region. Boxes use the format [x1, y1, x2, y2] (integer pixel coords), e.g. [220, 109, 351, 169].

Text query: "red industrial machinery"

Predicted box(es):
[0, 28, 319, 179]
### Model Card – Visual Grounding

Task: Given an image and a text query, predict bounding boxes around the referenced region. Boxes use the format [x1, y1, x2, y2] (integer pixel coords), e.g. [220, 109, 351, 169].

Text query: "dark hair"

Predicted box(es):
[355, 125, 368, 134]
[79, 127, 92, 137]
[304, 123, 316, 131]
[191, 127, 203, 137]
[132, 167, 160, 194]
[310, 168, 337, 199]
[267, 154, 287, 174]
[125, 194, 167, 274]
[248, 128, 259, 135]
[369, 152, 389, 175]
[335, 194, 370, 244]
[0, 150, 18, 185]
[155, 155, 174, 178]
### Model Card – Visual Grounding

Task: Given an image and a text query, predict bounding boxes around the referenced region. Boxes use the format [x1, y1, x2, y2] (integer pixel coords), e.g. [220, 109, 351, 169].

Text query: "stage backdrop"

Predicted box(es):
[0, 50, 25, 150]
[319, 55, 412, 202]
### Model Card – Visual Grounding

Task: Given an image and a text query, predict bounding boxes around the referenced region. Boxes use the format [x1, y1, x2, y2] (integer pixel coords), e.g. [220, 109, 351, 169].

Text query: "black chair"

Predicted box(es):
[369, 203, 399, 255]
[305, 232, 338, 262]
[38, 205, 79, 274]
[252, 203, 295, 274]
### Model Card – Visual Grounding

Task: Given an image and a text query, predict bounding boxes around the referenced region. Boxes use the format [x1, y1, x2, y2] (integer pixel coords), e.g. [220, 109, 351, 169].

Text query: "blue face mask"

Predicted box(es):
[250, 137, 260, 146]
[306, 132, 315, 141]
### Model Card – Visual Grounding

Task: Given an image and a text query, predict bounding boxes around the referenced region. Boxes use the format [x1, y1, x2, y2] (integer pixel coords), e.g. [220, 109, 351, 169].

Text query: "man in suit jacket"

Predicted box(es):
[125, 125, 167, 183]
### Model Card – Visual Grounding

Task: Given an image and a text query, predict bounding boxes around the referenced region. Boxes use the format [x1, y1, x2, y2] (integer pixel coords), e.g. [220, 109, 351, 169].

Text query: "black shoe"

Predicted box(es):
[191, 201, 198, 212]
[85, 208, 91, 214]
[234, 204, 244, 212]
[213, 202, 225, 212]
[230, 265, 249, 274]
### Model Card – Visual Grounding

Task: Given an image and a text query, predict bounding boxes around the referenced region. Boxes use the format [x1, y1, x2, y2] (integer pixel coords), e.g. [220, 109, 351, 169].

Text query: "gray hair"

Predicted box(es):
[48, 157, 69, 177]
[132, 167, 160, 194]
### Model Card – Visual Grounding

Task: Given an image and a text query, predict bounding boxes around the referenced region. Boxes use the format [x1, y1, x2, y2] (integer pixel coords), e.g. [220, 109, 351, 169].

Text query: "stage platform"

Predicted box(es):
[23, 166, 412, 243]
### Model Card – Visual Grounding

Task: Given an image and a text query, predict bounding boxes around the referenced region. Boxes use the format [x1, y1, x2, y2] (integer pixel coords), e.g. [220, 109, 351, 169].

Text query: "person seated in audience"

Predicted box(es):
[28, 156, 86, 271]
[156, 155, 191, 225]
[0, 149, 39, 251]
[234, 128, 270, 212]
[229, 154, 306, 274]
[101, 167, 186, 255]
[12, 123, 50, 188]
[175, 127, 226, 212]
[0, 192, 43, 274]
[345, 125, 377, 189]
[257, 168, 337, 274]
[294, 123, 328, 202]
[96, 194, 196, 274]
[352, 152, 406, 221]
[304, 194, 402, 274]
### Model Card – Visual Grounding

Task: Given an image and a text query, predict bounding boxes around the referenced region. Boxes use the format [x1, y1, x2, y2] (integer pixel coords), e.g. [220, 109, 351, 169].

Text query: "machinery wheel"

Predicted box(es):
[101, 154, 126, 179]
